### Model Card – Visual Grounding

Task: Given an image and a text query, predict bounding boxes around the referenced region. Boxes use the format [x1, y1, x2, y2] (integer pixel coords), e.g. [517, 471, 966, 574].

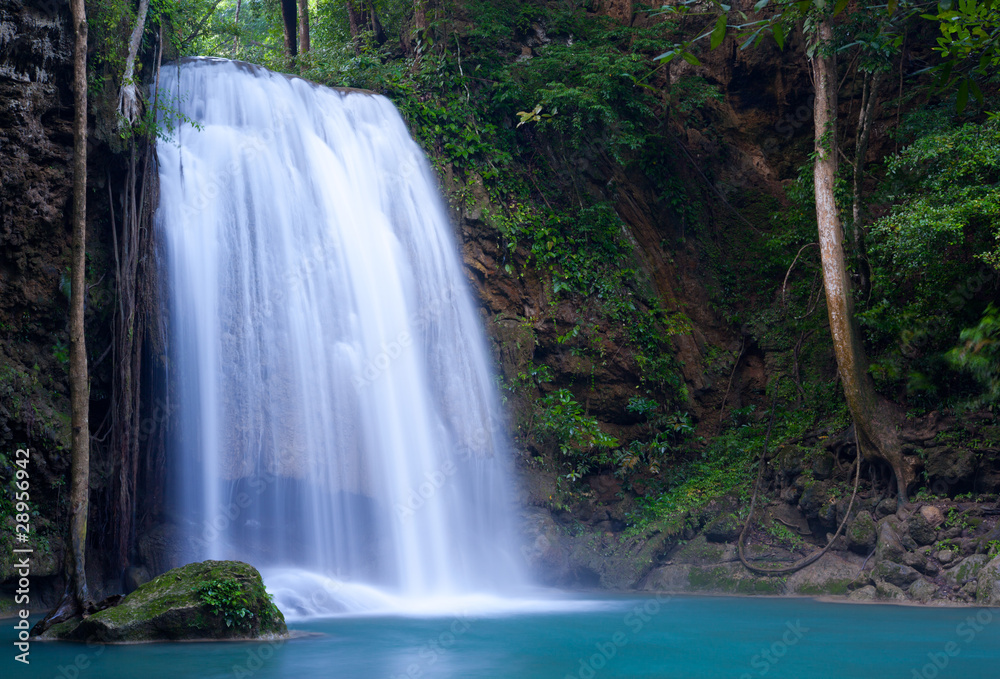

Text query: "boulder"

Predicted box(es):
[937, 549, 957, 565]
[873, 560, 921, 588]
[875, 519, 906, 563]
[874, 498, 897, 520]
[907, 512, 937, 546]
[975, 555, 1000, 606]
[909, 578, 938, 604]
[703, 513, 742, 543]
[902, 550, 938, 577]
[848, 585, 877, 601]
[847, 511, 877, 555]
[39, 560, 287, 643]
[919, 505, 945, 527]
[923, 447, 976, 484]
[786, 552, 859, 596]
[875, 580, 907, 601]
[944, 554, 992, 588]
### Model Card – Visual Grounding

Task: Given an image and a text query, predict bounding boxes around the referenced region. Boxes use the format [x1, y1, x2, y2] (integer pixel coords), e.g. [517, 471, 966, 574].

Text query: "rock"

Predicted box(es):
[642, 565, 691, 591]
[875, 519, 906, 563]
[848, 585, 877, 601]
[923, 447, 977, 484]
[39, 560, 287, 643]
[811, 452, 835, 480]
[937, 549, 956, 565]
[908, 511, 937, 546]
[909, 578, 938, 604]
[875, 580, 907, 601]
[919, 505, 945, 527]
[520, 508, 569, 584]
[847, 511, 877, 555]
[873, 560, 921, 588]
[672, 535, 735, 565]
[943, 554, 992, 587]
[874, 498, 897, 520]
[703, 513, 742, 543]
[975, 555, 1000, 605]
[798, 481, 829, 519]
[123, 565, 151, 594]
[958, 581, 979, 602]
[769, 504, 812, 537]
[902, 550, 938, 576]
[786, 552, 860, 596]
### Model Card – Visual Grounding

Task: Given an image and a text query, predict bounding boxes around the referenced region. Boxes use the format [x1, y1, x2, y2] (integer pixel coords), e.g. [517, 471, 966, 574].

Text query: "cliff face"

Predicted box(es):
[0, 0, 75, 605]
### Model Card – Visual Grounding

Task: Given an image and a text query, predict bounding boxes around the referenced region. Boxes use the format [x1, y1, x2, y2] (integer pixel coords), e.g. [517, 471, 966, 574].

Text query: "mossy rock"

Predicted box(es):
[703, 513, 742, 543]
[944, 554, 991, 588]
[38, 560, 287, 643]
[847, 511, 877, 555]
[975, 555, 1000, 606]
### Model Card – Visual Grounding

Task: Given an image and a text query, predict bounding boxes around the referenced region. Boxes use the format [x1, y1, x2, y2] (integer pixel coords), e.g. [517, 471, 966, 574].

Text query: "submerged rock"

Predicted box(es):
[39, 560, 287, 643]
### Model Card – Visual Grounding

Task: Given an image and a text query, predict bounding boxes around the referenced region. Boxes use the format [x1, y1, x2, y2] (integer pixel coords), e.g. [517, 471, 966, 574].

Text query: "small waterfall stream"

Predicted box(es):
[155, 57, 523, 615]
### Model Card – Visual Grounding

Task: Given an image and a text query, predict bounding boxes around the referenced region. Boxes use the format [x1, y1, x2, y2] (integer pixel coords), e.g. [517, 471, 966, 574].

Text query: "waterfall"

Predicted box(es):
[155, 57, 523, 614]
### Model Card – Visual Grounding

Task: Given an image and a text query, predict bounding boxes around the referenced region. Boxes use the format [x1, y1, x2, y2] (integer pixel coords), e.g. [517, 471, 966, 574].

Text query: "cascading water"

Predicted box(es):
[155, 57, 524, 615]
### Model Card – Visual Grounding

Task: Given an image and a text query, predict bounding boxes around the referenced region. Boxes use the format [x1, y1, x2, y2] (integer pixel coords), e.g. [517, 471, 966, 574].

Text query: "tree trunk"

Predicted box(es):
[850, 68, 882, 298]
[117, 0, 150, 129]
[346, 0, 387, 46]
[297, 0, 310, 54]
[280, 0, 298, 57]
[68, 0, 92, 611]
[811, 19, 913, 500]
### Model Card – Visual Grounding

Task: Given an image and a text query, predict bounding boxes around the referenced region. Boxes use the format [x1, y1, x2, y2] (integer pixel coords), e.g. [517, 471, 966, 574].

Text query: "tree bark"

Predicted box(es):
[346, 0, 387, 46]
[117, 0, 150, 129]
[850, 68, 882, 298]
[280, 0, 298, 57]
[69, 0, 92, 610]
[811, 19, 913, 500]
[297, 0, 310, 54]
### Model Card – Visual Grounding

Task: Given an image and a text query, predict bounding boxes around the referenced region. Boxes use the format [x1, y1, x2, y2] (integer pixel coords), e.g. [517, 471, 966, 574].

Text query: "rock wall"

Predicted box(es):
[0, 0, 75, 608]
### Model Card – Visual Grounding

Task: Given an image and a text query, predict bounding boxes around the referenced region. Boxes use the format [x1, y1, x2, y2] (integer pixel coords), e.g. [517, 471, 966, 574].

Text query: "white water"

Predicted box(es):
[155, 57, 524, 614]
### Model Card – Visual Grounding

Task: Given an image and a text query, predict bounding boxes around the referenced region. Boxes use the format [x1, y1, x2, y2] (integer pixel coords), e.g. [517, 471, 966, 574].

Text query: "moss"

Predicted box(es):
[687, 565, 783, 594]
[41, 560, 286, 643]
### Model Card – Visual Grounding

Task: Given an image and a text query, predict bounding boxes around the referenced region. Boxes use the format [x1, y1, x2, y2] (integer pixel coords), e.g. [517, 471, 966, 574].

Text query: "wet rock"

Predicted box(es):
[847, 511, 877, 555]
[642, 565, 691, 591]
[811, 452, 835, 480]
[520, 508, 569, 584]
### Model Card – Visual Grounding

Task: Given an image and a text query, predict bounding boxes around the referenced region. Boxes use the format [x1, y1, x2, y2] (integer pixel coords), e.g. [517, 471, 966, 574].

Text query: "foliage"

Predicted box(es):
[536, 388, 619, 482]
[862, 120, 1000, 406]
[197, 577, 278, 630]
[948, 303, 1000, 406]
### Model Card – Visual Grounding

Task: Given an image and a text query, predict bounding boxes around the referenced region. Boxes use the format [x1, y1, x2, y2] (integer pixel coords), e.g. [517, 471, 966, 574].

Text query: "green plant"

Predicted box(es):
[197, 578, 275, 631]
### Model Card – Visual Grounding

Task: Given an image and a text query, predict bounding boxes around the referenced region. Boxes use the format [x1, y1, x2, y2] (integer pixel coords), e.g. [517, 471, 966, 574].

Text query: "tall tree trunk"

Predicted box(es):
[280, 0, 298, 57]
[811, 19, 913, 500]
[69, 0, 92, 611]
[297, 0, 310, 54]
[346, 0, 387, 46]
[117, 0, 150, 129]
[850, 68, 882, 298]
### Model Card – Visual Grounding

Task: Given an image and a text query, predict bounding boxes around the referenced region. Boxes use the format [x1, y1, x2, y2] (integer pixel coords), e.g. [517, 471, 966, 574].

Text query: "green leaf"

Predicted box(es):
[957, 78, 969, 112]
[711, 14, 728, 49]
[681, 51, 702, 65]
[969, 79, 984, 105]
[887, 0, 898, 12]
[753, 0, 769, 9]
[773, 23, 785, 49]
[833, 0, 849, 14]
